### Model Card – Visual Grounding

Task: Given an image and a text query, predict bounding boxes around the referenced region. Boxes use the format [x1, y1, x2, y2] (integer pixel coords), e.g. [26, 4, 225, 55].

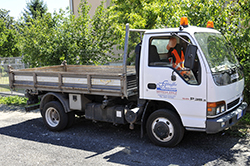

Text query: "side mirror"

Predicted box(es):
[184, 44, 198, 69]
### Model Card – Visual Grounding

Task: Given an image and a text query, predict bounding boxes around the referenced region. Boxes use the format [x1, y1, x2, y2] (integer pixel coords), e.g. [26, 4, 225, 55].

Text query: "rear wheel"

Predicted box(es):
[42, 101, 68, 131]
[146, 109, 184, 147]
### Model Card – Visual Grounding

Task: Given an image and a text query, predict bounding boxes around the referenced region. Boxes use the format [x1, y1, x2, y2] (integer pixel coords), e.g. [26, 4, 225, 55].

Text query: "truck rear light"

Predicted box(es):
[207, 101, 226, 116]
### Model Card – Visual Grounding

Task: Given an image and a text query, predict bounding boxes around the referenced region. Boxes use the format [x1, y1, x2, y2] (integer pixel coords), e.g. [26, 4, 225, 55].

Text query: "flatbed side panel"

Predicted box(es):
[9, 65, 137, 97]
[12, 65, 136, 75]
[15, 65, 65, 72]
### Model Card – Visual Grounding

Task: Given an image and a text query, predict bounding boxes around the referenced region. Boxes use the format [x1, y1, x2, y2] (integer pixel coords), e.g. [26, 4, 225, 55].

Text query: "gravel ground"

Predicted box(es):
[0, 104, 250, 166]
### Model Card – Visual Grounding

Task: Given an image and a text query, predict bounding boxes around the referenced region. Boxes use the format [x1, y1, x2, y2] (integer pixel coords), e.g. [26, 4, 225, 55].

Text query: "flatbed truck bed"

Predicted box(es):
[8, 64, 137, 98]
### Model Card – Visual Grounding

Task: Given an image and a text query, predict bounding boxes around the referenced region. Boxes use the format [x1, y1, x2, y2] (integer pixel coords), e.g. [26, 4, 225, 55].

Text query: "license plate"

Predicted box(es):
[237, 110, 243, 119]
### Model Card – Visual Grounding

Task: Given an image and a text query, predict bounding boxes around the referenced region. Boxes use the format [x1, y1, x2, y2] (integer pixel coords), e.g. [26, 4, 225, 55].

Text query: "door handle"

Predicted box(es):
[148, 83, 156, 89]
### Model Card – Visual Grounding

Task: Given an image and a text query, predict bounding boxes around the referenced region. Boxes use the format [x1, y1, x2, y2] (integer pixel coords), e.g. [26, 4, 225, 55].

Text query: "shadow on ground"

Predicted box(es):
[0, 106, 249, 165]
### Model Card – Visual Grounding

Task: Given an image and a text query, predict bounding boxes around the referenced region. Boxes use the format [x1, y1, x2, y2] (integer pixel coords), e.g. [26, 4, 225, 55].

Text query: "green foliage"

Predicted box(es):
[0, 96, 28, 106]
[240, 112, 250, 125]
[0, 9, 15, 28]
[23, 0, 48, 22]
[19, 0, 118, 67]
[0, 9, 21, 57]
[224, 112, 250, 138]
[90, 1, 118, 63]
[109, 0, 161, 55]
[223, 0, 250, 104]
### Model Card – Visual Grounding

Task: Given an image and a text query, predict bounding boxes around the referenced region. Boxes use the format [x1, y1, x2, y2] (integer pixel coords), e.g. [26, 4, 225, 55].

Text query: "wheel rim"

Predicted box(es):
[45, 107, 60, 127]
[151, 117, 174, 142]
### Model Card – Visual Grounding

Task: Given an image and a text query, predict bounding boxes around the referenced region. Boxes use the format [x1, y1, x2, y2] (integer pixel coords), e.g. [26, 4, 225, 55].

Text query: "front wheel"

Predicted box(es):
[146, 109, 184, 147]
[42, 101, 68, 131]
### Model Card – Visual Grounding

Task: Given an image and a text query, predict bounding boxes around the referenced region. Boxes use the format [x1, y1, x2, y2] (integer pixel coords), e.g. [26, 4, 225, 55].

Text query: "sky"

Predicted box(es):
[0, 0, 69, 19]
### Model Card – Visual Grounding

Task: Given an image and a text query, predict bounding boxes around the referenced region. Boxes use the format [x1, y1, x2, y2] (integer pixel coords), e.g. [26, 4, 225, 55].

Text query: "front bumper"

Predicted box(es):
[206, 102, 248, 134]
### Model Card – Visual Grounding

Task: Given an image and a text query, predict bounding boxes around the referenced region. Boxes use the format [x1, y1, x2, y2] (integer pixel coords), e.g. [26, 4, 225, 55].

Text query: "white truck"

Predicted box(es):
[8, 18, 248, 147]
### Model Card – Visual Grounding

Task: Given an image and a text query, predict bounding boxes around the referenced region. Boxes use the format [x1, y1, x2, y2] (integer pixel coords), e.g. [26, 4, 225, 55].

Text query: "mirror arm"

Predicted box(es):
[171, 32, 191, 45]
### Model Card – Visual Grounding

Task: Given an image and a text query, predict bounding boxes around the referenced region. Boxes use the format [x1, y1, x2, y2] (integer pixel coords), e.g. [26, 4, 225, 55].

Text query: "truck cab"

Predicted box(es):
[135, 17, 247, 146]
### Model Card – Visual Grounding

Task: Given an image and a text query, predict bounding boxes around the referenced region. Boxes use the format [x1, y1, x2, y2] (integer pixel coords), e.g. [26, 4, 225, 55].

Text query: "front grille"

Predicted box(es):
[227, 98, 240, 110]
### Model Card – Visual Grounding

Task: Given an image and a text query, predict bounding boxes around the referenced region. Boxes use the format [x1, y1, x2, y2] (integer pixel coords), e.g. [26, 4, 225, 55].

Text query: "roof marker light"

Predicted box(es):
[180, 17, 188, 27]
[207, 21, 214, 28]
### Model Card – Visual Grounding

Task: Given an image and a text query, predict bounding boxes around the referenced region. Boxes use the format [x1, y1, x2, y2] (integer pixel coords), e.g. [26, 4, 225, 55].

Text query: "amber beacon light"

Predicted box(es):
[180, 17, 188, 27]
[207, 21, 214, 28]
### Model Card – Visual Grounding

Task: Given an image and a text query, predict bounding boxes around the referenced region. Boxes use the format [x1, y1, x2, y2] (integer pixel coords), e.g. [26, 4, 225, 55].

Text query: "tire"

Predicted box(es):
[42, 101, 68, 131]
[146, 109, 184, 147]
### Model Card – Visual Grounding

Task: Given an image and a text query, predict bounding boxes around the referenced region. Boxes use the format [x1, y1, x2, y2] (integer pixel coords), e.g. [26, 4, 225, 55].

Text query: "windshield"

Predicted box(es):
[194, 32, 239, 73]
[194, 32, 243, 86]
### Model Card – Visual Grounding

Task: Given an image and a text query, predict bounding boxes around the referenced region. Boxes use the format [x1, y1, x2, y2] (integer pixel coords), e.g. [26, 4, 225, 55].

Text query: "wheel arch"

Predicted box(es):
[40, 92, 70, 114]
[141, 100, 184, 136]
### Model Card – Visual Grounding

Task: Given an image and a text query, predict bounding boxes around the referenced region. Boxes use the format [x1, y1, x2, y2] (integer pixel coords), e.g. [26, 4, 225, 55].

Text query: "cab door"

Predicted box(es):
[140, 33, 207, 129]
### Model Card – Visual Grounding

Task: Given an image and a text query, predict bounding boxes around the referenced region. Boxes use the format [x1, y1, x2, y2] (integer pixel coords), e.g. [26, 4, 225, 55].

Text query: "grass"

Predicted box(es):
[239, 112, 250, 125]
[224, 112, 250, 138]
[0, 96, 28, 106]
[0, 76, 10, 92]
[0, 76, 24, 92]
[0, 86, 11, 92]
[0, 76, 9, 84]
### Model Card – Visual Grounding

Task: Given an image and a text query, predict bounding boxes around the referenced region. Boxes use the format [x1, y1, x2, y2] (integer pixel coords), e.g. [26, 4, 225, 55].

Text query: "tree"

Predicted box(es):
[19, 0, 118, 67]
[225, 0, 250, 103]
[23, 0, 48, 22]
[108, 0, 163, 61]
[0, 9, 14, 28]
[0, 9, 20, 57]
[87, 1, 118, 64]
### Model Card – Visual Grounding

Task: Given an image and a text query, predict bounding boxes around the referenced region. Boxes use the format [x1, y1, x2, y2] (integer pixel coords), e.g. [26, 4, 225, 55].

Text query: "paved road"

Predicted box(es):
[0, 104, 250, 166]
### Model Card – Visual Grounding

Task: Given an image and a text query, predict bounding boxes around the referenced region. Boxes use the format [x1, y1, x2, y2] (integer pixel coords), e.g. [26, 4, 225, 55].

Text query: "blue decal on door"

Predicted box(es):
[156, 80, 177, 99]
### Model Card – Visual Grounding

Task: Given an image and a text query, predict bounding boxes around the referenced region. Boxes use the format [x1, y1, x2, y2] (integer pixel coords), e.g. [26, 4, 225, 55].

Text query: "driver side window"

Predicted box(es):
[148, 36, 201, 85]
[148, 38, 171, 66]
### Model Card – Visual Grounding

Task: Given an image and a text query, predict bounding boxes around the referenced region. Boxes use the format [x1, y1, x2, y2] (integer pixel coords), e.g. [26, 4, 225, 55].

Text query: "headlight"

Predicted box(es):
[221, 105, 225, 112]
[212, 74, 222, 85]
[207, 101, 226, 116]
